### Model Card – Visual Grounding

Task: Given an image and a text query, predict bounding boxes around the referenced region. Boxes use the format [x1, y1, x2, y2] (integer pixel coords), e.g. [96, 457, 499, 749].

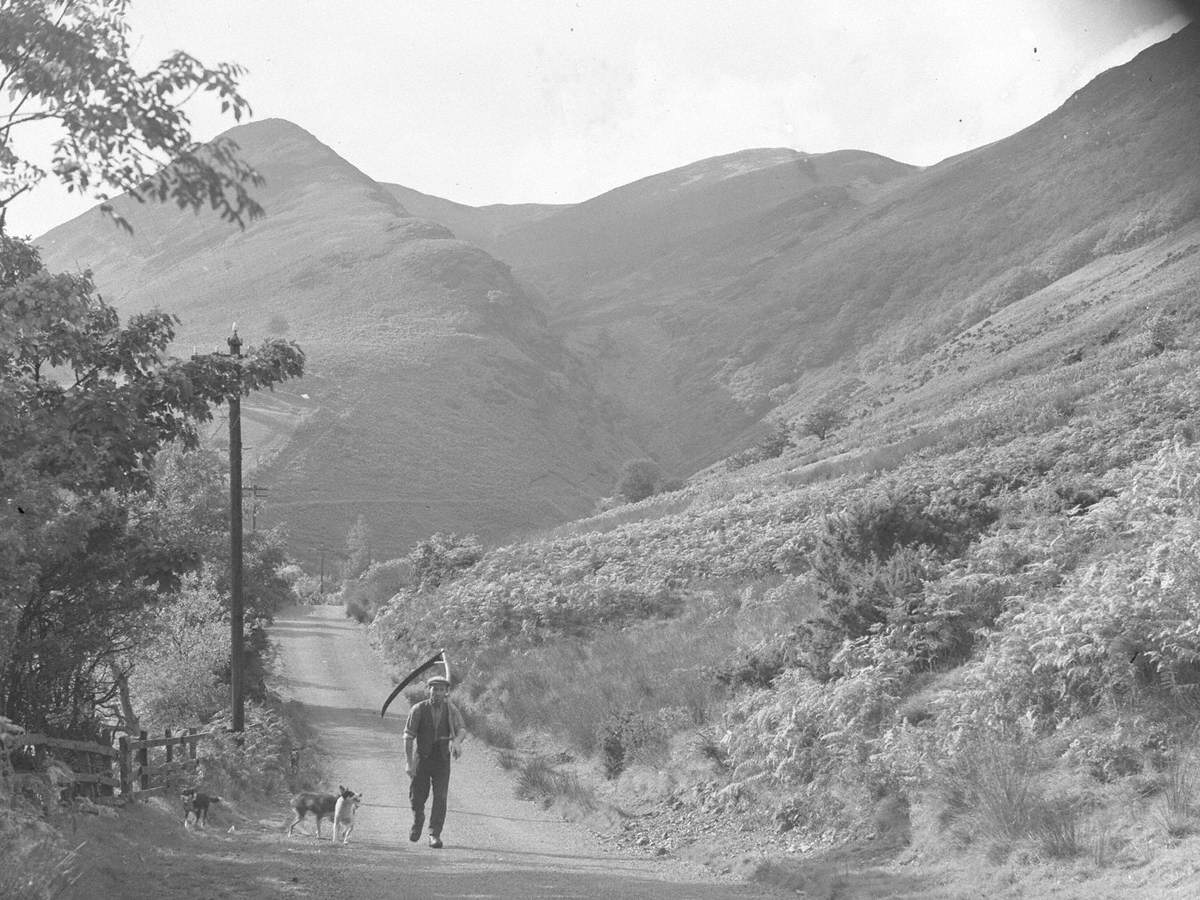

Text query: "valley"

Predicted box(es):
[23, 20, 1200, 898]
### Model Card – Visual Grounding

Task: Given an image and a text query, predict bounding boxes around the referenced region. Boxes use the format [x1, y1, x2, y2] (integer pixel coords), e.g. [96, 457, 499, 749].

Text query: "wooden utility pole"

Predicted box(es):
[227, 325, 245, 734]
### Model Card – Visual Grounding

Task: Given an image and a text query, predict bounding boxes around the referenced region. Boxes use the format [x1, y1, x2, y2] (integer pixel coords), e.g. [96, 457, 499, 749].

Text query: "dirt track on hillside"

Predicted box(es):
[58, 604, 787, 899]
[263, 603, 796, 898]
[55, 603, 1200, 899]
[79, 602, 782, 899]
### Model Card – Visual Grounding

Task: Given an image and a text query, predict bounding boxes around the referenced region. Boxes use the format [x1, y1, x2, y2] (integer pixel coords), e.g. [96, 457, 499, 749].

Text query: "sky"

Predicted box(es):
[6, 0, 1194, 238]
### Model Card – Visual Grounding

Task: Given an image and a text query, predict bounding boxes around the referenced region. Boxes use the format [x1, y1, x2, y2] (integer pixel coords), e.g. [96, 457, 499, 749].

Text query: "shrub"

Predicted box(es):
[131, 571, 229, 728]
[800, 478, 1002, 677]
[724, 448, 759, 472]
[891, 571, 1013, 670]
[515, 757, 594, 809]
[714, 628, 806, 690]
[1143, 308, 1179, 355]
[720, 639, 913, 838]
[279, 564, 323, 604]
[935, 735, 1042, 848]
[1041, 226, 1101, 280]
[1155, 751, 1199, 839]
[1032, 796, 1085, 859]
[800, 404, 846, 441]
[199, 702, 296, 799]
[1062, 717, 1170, 783]
[407, 532, 483, 591]
[596, 707, 680, 778]
[454, 698, 515, 749]
[993, 265, 1052, 308]
[616, 458, 665, 503]
[725, 422, 795, 471]
[343, 558, 413, 623]
[0, 830, 79, 900]
[758, 422, 793, 459]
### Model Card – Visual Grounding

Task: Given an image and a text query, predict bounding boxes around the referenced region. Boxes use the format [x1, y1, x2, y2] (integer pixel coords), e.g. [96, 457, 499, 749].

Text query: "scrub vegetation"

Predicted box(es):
[359, 221, 1200, 889]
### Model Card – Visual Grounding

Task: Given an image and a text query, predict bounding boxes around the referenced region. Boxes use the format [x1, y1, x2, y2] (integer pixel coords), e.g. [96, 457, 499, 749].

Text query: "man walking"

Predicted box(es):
[404, 673, 465, 848]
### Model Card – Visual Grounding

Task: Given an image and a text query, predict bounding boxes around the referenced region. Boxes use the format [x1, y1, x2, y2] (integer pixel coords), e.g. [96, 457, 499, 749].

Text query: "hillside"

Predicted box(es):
[37, 121, 643, 563]
[436, 24, 1199, 474]
[18, 16, 1200, 897]
[383, 23, 1199, 477]
[350, 24, 1200, 896]
[34, 24, 1200, 569]
[382, 183, 566, 252]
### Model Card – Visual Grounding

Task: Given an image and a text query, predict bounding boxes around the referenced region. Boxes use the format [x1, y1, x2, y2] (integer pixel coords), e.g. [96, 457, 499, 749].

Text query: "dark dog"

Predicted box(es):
[287, 785, 358, 840]
[182, 789, 220, 828]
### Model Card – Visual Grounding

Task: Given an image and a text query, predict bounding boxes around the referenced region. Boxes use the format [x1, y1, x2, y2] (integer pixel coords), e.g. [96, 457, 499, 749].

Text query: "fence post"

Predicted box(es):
[137, 730, 149, 792]
[118, 735, 131, 796]
[165, 728, 173, 766]
[188, 728, 197, 761]
[101, 726, 114, 797]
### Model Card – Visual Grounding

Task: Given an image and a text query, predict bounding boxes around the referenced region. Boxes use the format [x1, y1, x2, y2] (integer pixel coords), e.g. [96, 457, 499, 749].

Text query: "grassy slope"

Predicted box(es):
[468, 24, 1200, 478]
[367, 219, 1200, 895]
[37, 120, 644, 564]
[363, 25, 1200, 895]
[382, 182, 568, 252]
[32, 27, 1200, 567]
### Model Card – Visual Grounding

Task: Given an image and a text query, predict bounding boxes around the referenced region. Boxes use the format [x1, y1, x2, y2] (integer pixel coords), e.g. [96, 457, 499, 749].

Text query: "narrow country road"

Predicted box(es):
[270, 603, 784, 899]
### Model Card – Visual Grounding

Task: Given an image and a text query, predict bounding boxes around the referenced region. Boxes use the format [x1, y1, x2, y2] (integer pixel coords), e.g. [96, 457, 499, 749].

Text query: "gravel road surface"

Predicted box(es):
[270, 603, 786, 899]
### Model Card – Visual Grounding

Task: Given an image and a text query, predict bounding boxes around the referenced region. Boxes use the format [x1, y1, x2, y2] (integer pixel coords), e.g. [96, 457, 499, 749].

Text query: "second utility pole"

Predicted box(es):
[228, 325, 245, 734]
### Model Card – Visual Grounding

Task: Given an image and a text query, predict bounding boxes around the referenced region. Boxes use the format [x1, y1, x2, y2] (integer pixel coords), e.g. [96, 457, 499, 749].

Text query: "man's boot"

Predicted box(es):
[409, 813, 424, 842]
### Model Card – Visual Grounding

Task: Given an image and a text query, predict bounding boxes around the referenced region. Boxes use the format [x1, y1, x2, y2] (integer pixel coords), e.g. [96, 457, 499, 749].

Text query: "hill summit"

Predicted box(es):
[35, 23, 1200, 562]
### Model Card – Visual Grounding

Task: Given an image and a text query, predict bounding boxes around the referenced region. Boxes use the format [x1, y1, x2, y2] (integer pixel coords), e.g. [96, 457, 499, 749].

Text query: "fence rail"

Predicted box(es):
[8, 731, 121, 798]
[9, 734, 119, 758]
[4, 725, 213, 799]
[119, 728, 212, 796]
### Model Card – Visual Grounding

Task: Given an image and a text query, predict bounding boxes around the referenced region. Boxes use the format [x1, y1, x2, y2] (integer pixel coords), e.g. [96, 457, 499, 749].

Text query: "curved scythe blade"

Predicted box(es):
[379, 649, 445, 718]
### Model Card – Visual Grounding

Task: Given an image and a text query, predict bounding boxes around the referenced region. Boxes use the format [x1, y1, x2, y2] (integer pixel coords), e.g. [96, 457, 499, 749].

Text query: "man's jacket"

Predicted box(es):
[404, 699, 465, 760]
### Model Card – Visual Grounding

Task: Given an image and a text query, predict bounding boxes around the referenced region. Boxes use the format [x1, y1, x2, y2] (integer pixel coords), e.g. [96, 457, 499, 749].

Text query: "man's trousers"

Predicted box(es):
[410, 754, 451, 835]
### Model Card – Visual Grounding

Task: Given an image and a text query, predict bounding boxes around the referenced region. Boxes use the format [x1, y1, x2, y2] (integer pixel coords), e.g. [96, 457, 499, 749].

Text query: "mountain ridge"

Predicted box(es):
[33, 22, 1200, 560]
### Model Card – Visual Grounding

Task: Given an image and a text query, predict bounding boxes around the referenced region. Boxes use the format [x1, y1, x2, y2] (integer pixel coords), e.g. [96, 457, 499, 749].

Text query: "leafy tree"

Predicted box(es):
[1144, 308, 1178, 355]
[130, 568, 229, 728]
[789, 481, 1002, 680]
[0, 235, 304, 735]
[343, 557, 412, 624]
[616, 458, 664, 504]
[407, 532, 483, 593]
[342, 514, 372, 582]
[728, 422, 794, 470]
[800, 404, 847, 441]
[0, 0, 262, 232]
[757, 421, 793, 459]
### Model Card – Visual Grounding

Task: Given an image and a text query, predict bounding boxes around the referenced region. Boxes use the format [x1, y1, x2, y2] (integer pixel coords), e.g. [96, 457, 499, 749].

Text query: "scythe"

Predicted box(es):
[379, 649, 449, 718]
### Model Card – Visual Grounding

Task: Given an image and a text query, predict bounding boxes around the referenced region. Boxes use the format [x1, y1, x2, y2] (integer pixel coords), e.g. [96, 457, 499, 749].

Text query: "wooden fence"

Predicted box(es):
[5, 727, 212, 799]
[8, 731, 120, 796]
[118, 728, 212, 796]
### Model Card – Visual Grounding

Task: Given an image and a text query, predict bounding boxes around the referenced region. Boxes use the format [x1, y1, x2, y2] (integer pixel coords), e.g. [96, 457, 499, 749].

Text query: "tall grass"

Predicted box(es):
[533, 488, 697, 541]
[473, 593, 778, 757]
[0, 828, 80, 900]
[935, 736, 1091, 859]
[1154, 751, 1197, 839]
[514, 756, 595, 810]
[937, 738, 1041, 848]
